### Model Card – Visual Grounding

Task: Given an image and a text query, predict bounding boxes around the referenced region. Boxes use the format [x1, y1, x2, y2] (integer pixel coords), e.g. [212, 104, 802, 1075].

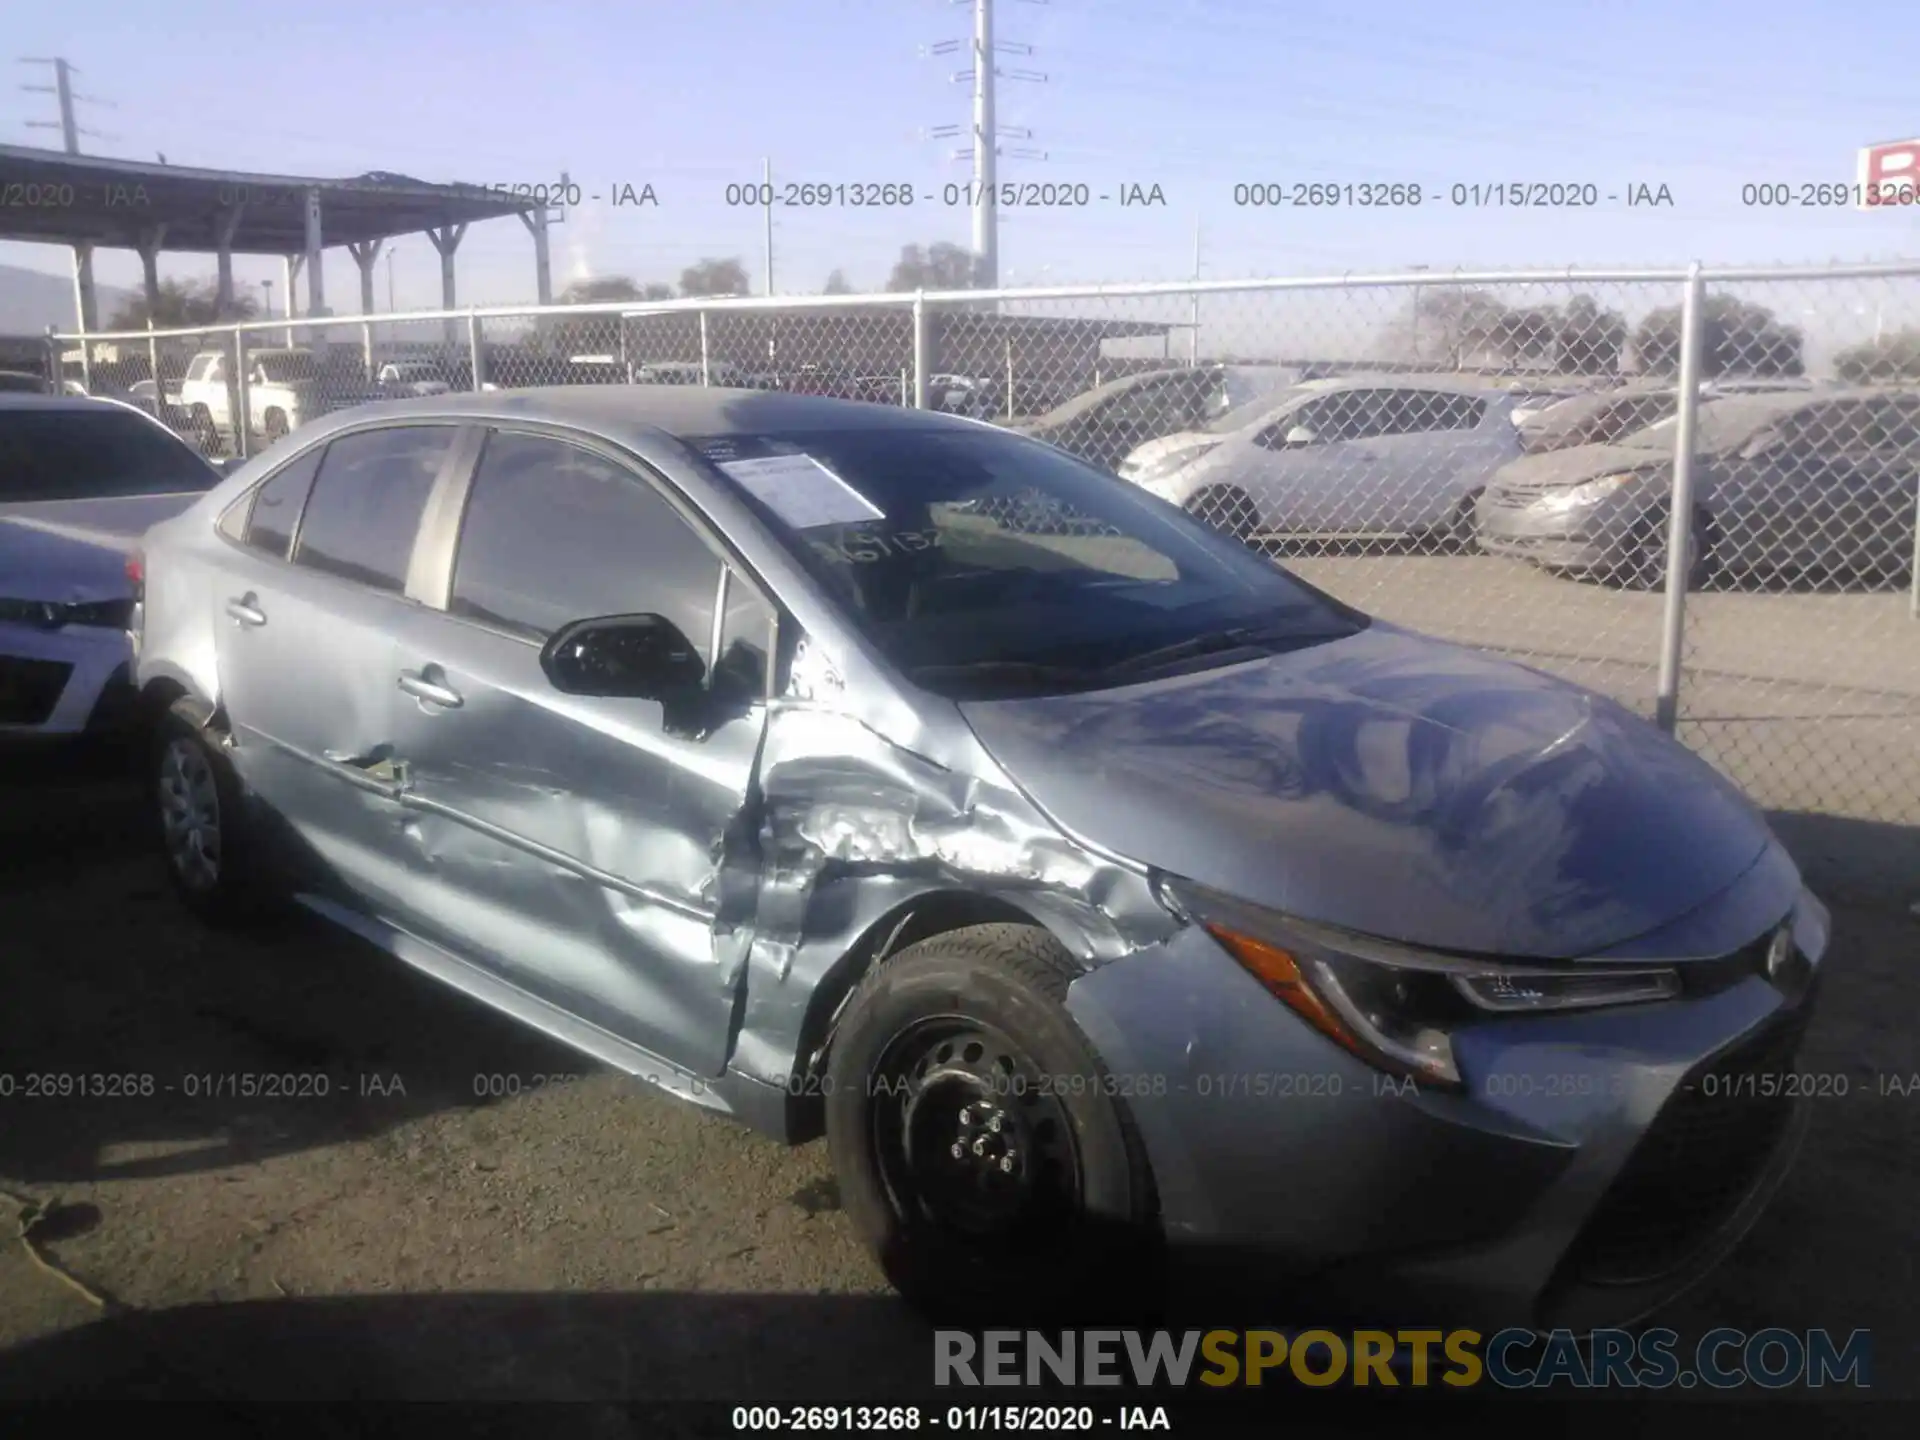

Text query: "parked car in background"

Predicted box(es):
[378, 360, 456, 397]
[1519, 384, 1683, 454]
[1009, 365, 1233, 472]
[132, 386, 1824, 1328]
[0, 394, 223, 738]
[0, 370, 49, 394]
[176, 346, 385, 450]
[930, 372, 1002, 418]
[1119, 376, 1524, 545]
[1477, 388, 1920, 587]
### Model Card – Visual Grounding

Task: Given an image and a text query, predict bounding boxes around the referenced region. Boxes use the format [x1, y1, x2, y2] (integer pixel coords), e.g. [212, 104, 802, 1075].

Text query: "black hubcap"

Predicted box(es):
[873, 1019, 1082, 1241]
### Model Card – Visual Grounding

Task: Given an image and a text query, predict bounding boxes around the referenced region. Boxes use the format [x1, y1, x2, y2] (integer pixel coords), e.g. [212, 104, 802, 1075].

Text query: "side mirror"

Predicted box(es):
[1284, 425, 1320, 446]
[540, 613, 705, 700]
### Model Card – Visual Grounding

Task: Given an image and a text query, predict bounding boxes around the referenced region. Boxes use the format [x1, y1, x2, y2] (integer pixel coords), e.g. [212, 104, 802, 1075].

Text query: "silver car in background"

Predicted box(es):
[1479, 388, 1920, 587]
[1117, 376, 1523, 546]
[131, 387, 1824, 1328]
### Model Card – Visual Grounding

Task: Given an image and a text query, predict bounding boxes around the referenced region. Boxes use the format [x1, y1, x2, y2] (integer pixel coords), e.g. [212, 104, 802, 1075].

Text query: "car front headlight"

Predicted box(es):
[1126, 442, 1220, 484]
[1535, 472, 1648, 512]
[1162, 880, 1681, 1088]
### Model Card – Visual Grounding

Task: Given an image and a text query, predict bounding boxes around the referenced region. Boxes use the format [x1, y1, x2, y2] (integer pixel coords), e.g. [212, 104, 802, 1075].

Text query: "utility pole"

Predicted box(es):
[926, 0, 1048, 293]
[763, 156, 775, 295]
[19, 57, 116, 334]
[1189, 218, 1202, 365]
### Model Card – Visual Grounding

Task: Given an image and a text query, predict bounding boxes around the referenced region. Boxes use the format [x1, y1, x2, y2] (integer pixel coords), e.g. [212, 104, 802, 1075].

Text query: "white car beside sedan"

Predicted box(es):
[1116, 375, 1524, 546]
[0, 394, 223, 739]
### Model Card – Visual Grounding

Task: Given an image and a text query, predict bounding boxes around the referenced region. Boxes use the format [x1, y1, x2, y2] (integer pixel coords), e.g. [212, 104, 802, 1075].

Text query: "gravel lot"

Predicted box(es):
[1, 563, 1916, 1413]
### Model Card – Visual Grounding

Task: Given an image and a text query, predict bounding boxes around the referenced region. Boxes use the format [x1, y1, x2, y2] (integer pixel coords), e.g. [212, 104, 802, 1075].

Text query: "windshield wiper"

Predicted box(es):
[1100, 618, 1347, 678]
[906, 659, 1101, 685]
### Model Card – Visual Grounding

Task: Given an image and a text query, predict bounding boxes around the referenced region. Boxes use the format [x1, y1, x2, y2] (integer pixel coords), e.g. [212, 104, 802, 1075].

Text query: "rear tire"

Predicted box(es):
[825, 924, 1160, 1324]
[152, 698, 276, 927]
[263, 409, 289, 442]
[1617, 508, 1713, 591]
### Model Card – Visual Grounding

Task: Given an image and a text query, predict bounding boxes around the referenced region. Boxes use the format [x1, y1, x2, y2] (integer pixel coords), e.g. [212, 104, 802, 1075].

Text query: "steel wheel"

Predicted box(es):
[872, 1016, 1083, 1245]
[158, 735, 222, 891]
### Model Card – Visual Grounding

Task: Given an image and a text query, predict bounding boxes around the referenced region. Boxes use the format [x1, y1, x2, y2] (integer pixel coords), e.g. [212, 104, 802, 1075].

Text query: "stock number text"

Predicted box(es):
[1234, 182, 1423, 207]
[1743, 182, 1919, 207]
[726, 182, 916, 207]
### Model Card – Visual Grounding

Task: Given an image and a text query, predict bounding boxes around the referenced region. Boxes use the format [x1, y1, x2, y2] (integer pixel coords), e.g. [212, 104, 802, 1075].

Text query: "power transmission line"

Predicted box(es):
[17, 57, 118, 153]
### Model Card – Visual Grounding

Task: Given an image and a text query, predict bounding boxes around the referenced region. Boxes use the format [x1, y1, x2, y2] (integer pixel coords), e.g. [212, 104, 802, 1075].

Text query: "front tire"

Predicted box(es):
[825, 924, 1159, 1323]
[263, 409, 289, 442]
[1617, 508, 1713, 591]
[1184, 484, 1260, 543]
[152, 699, 275, 926]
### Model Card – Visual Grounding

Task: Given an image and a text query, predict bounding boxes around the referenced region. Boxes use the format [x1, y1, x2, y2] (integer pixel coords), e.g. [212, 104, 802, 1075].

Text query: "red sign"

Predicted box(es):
[1858, 139, 1920, 207]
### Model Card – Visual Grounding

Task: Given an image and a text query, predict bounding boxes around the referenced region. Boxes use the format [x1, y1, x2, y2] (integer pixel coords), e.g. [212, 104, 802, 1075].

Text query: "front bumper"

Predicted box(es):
[1065, 888, 1823, 1331]
[1476, 492, 1631, 570]
[0, 621, 138, 736]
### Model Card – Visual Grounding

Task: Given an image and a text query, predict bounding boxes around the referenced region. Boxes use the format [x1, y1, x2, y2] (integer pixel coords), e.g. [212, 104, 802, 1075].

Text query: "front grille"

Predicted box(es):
[1563, 1011, 1807, 1285]
[0, 655, 74, 725]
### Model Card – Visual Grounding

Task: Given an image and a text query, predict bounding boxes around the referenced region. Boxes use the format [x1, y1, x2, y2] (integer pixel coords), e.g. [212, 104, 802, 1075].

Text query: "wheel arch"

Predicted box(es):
[773, 887, 1093, 1143]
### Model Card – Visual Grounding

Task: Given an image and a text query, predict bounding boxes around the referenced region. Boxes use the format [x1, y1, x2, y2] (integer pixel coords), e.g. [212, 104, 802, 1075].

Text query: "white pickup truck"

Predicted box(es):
[176, 347, 384, 450]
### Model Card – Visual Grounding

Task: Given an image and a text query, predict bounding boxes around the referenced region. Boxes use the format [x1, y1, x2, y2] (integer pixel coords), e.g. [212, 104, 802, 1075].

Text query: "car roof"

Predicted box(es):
[308, 384, 985, 438]
[1295, 373, 1515, 396]
[0, 391, 149, 414]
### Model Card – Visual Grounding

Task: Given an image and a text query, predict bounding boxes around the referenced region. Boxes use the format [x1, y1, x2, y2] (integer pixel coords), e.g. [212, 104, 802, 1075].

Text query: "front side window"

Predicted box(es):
[241, 446, 327, 558]
[0, 407, 216, 502]
[291, 426, 454, 593]
[449, 430, 722, 646]
[687, 425, 1365, 699]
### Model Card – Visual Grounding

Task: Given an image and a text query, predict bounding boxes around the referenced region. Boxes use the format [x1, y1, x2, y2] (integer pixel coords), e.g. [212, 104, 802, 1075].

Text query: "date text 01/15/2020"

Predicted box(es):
[719, 181, 1168, 208]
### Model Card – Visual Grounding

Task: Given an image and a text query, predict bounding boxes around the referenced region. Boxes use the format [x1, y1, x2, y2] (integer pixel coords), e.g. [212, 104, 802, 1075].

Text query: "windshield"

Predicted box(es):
[687, 425, 1366, 699]
[256, 354, 320, 383]
[1618, 396, 1805, 454]
[0, 407, 216, 501]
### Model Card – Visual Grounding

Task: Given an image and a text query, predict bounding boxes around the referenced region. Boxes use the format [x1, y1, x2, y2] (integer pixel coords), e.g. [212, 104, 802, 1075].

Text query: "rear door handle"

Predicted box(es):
[225, 594, 266, 627]
[398, 666, 463, 710]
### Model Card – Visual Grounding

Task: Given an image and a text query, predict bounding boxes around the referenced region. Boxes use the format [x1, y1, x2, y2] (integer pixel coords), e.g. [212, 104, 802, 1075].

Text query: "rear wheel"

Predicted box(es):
[1432, 489, 1484, 553]
[152, 698, 276, 926]
[1184, 484, 1260, 542]
[825, 924, 1159, 1323]
[263, 408, 289, 442]
[189, 404, 220, 455]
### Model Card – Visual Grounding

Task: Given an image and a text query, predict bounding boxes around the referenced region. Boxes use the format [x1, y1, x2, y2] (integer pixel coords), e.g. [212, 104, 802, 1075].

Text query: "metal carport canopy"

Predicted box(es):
[0, 143, 533, 253]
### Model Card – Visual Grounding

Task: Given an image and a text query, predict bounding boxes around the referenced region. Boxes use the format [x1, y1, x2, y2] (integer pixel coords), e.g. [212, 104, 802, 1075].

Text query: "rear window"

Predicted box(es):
[0, 407, 215, 501]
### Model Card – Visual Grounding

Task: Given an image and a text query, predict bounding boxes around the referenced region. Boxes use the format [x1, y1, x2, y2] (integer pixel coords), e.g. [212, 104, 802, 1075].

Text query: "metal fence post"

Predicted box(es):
[43, 327, 59, 391]
[467, 310, 485, 391]
[361, 317, 375, 385]
[1654, 263, 1707, 734]
[910, 292, 929, 409]
[231, 325, 251, 460]
[1910, 477, 1920, 619]
[698, 310, 711, 386]
[146, 319, 161, 413]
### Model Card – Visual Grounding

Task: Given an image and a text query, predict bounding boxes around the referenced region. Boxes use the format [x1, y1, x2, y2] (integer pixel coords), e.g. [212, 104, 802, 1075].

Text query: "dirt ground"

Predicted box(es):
[0, 740, 1915, 1419]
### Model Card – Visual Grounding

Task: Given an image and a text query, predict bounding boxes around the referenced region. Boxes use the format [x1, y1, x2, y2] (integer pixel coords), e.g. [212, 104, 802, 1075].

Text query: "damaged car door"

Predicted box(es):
[379, 427, 776, 1076]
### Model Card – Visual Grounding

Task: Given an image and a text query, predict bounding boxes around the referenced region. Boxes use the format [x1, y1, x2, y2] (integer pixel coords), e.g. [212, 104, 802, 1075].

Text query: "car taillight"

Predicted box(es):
[126, 548, 145, 603]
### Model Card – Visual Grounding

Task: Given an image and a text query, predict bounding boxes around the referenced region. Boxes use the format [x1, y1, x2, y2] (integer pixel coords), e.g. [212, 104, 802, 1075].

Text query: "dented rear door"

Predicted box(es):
[377, 428, 774, 1076]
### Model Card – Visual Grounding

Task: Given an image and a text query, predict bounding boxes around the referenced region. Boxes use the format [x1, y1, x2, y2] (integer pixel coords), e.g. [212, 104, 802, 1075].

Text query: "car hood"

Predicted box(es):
[1489, 443, 1672, 495]
[0, 492, 200, 602]
[958, 623, 1773, 958]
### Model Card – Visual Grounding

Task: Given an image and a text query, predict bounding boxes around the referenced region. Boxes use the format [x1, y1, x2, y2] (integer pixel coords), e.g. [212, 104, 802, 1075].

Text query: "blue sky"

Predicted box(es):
[2, 0, 1917, 312]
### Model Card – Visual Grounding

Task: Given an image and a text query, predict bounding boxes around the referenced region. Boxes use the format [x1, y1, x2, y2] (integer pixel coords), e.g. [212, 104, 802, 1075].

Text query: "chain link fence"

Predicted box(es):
[48, 262, 1920, 875]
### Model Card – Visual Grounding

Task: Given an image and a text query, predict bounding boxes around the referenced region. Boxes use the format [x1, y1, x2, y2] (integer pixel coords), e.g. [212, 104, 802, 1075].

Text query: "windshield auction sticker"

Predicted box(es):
[717, 453, 884, 530]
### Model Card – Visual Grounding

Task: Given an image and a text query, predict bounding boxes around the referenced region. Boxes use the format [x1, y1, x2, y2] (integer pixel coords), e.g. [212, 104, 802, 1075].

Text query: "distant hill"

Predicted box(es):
[0, 261, 136, 334]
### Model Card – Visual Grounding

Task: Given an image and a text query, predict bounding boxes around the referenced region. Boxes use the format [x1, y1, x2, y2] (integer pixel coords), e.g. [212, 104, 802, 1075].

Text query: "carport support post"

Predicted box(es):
[145, 319, 161, 409]
[136, 224, 168, 319]
[1654, 263, 1708, 734]
[214, 206, 244, 316]
[426, 224, 467, 353]
[910, 293, 930, 409]
[348, 241, 382, 382]
[71, 242, 98, 336]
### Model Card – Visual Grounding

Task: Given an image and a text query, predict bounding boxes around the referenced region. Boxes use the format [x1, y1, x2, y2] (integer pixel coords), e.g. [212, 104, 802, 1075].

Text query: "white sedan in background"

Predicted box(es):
[0, 395, 223, 738]
[1116, 375, 1524, 546]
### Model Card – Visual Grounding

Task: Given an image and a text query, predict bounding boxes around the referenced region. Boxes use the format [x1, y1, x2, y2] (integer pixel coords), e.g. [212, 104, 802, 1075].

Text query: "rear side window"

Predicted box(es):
[449, 429, 723, 645]
[239, 447, 325, 558]
[0, 407, 215, 501]
[291, 426, 453, 593]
